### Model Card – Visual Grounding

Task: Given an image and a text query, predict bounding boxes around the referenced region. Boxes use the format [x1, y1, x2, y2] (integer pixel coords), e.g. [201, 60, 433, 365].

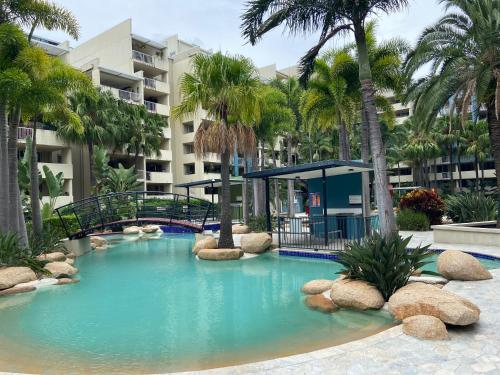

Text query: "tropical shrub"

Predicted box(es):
[334, 234, 436, 301]
[42, 215, 80, 241]
[398, 189, 445, 225]
[0, 232, 48, 274]
[396, 209, 430, 231]
[445, 193, 497, 223]
[29, 226, 66, 257]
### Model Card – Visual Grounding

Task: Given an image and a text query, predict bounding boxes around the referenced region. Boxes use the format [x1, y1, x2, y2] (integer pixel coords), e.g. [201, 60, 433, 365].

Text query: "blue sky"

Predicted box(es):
[38, 0, 445, 69]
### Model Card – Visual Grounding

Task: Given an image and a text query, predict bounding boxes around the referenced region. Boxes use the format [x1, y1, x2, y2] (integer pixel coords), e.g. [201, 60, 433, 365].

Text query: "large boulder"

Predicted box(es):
[0, 267, 37, 290]
[240, 233, 272, 254]
[36, 252, 66, 262]
[305, 295, 338, 313]
[302, 279, 335, 295]
[388, 282, 480, 325]
[44, 262, 78, 278]
[192, 237, 217, 255]
[0, 285, 36, 297]
[123, 226, 141, 234]
[90, 236, 107, 247]
[437, 250, 492, 281]
[232, 224, 250, 234]
[330, 279, 385, 310]
[142, 224, 161, 233]
[197, 248, 243, 261]
[402, 315, 448, 340]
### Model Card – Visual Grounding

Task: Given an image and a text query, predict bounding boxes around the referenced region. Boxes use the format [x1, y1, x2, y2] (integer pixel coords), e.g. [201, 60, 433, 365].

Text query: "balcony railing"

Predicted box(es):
[17, 127, 33, 140]
[143, 77, 156, 89]
[118, 89, 140, 103]
[144, 100, 157, 113]
[132, 50, 154, 65]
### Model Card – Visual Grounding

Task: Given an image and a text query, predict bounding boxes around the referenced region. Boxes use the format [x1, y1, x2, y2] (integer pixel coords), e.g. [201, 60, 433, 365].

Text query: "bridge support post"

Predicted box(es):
[265, 177, 272, 233]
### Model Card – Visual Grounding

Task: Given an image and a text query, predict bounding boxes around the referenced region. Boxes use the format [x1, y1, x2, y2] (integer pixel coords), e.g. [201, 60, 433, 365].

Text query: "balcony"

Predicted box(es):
[38, 162, 73, 179]
[148, 149, 172, 161]
[144, 101, 169, 116]
[101, 85, 141, 104]
[143, 77, 169, 94]
[17, 127, 33, 140]
[132, 50, 168, 74]
[146, 171, 173, 184]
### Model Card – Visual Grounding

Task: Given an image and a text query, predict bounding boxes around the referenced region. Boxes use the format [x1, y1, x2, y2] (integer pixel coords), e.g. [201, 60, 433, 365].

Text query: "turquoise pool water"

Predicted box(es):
[0, 234, 394, 374]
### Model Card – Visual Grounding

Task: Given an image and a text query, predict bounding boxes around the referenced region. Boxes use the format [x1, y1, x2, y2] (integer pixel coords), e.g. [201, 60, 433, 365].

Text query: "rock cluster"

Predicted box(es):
[232, 224, 250, 234]
[90, 236, 108, 251]
[402, 315, 449, 340]
[240, 233, 272, 254]
[192, 237, 217, 255]
[302, 279, 334, 295]
[123, 226, 141, 234]
[0, 267, 37, 290]
[44, 262, 79, 278]
[330, 279, 385, 310]
[142, 224, 161, 233]
[305, 294, 338, 313]
[437, 250, 492, 281]
[197, 248, 244, 261]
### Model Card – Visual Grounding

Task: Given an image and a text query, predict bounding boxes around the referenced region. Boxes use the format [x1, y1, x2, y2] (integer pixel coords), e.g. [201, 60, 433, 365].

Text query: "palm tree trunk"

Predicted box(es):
[486, 100, 500, 228]
[474, 152, 479, 191]
[308, 131, 313, 162]
[360, 106, 371, 220]
[480, 160, 485, 191]
[218, 147, 234, 248]
[457, 147, 463, 191]
[242, 155, 249, 224]
[449, 145, 456, 192]
[8, 109, 28, 245]
[354, 24, 396, 237]
[286, 134, 295, 217]
[271, 145, 279, 213]
[338, 119, 351, 160]
[0, 104, 9, 233]
[30, 119, 42, 236]
[87, 137, 95, 189]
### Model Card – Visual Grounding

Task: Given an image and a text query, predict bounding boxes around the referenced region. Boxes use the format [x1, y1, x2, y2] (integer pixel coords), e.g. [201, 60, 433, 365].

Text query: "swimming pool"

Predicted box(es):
[0, 233, 394, 374]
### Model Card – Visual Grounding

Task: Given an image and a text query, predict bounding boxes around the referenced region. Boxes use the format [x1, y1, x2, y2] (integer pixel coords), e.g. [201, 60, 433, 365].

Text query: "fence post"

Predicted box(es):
[322, 169, 329, 247]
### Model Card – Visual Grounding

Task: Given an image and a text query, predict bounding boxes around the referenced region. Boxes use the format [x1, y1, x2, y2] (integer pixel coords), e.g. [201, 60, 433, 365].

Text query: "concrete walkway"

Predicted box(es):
[175, 269, 500, 375]
[401, 231, 500, 259]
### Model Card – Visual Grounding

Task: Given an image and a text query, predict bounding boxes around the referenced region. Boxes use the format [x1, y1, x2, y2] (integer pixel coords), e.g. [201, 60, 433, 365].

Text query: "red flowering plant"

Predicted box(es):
[398, 189, 445, 225]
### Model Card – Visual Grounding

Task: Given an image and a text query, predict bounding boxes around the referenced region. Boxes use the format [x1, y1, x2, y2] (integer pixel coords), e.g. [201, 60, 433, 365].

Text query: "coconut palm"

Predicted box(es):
[172, 52, 260, 248]
[269, 77, 303, 217]
[404, 0, 500, 225]
[242, 0, 409, 236]
[16, 47, 90, 236]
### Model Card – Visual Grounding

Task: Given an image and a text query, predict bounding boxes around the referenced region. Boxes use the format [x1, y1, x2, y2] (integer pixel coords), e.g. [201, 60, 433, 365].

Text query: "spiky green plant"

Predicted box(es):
[334, 234, 436, 300]
[446, 193, 497, 223]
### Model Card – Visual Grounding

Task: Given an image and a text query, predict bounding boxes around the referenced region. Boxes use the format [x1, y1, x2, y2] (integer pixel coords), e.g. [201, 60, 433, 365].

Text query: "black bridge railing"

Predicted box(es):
[55, 191, 213, 239]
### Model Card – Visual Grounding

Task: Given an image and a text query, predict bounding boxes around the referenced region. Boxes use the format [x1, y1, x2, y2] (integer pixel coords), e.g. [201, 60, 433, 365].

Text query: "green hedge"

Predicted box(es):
[396, 209, 430, 231]
[42, 214, 80, 241]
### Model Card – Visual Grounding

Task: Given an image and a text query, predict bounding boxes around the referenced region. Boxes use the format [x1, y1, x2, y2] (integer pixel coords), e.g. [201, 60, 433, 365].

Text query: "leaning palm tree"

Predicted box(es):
[404, 0, 500, 226]
[172, 52, 260, 248]
[242, 1, 408, 236]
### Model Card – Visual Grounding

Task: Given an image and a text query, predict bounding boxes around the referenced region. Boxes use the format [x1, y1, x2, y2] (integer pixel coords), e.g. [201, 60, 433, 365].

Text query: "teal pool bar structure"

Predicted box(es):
[244, 160, 378, 251]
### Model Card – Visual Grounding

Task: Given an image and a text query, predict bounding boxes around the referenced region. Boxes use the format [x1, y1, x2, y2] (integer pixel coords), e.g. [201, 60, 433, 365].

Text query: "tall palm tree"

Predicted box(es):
[270, 77, 303, 217]
[0, 23, 29, 240]
[242, 0, 408, 236]
[60, 89, 117, 188]
[16, 47, 90, 236]
[463, 119, 490, 191]
[404, 0, 500, 226]
[172, 52, 260, 248]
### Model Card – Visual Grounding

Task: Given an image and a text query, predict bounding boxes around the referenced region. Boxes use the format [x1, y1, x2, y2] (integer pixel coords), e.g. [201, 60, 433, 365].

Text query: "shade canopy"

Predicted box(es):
[175, 178, 243, 189]
[243, 160, 372, 181]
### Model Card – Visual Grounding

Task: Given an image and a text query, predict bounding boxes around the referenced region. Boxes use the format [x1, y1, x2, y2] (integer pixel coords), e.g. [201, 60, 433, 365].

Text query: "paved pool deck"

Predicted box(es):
[174, 268, 500, 375]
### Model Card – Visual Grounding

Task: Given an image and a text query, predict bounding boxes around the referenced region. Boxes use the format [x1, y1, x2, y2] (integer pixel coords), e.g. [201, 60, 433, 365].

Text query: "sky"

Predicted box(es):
[36, 0, 445, 69]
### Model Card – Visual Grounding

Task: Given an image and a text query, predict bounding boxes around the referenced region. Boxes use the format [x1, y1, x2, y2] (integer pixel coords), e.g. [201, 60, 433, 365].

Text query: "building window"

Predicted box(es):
[395, 109, 410, 118]
[183, 143, 194, 154]
[184, 163, 195, 175]
[204, 162, 221, 174]
[183, 121, 194, 134]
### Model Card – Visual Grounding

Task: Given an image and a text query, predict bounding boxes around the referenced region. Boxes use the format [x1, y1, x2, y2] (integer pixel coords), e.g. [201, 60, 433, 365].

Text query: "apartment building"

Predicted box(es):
[67, 19, 173, 198]
[384, 93, 496, 192]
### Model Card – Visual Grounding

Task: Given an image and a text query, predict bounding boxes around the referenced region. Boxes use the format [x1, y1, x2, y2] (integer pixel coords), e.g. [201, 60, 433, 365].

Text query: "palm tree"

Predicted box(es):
[0, 23, 29, 240]
[242, 0, 408, 236]
[404, 0, 500, 226]
[16, 48, 90, 236]
[301, 53, 359, 160]
[172, 52, 260, 248]
[463, 120, 490, 191]
[60, 89, 117, 188]
[270, 77, 303, 217]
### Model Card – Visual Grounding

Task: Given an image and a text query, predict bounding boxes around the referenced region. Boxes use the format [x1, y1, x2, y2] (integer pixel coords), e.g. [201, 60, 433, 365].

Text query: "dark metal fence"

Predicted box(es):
[55, 191, 213, 239]
[277, 215, 380, 251]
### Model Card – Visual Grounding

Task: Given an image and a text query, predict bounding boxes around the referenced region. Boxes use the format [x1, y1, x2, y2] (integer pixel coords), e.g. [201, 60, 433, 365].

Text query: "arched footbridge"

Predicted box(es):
[55, 192, 214, 239]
